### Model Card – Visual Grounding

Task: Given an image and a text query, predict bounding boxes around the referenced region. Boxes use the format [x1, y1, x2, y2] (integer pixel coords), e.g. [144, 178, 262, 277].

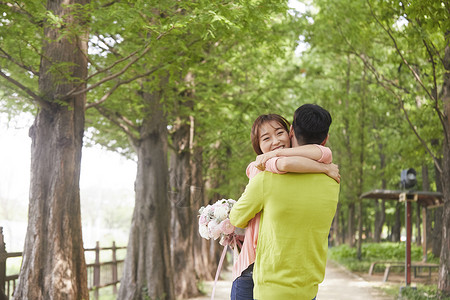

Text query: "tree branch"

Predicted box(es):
[366, 0, 435, 102]
[66, 24, 179, 99]
[422, 39, 447, 131]
[357, 55, 443, 173]
[63, 43, 153, 98]
[95, 105, 140, 144]
[86, 63, 165, 109]
[0, 70, 50, 110]
[100, 0, 121, 8]
[96, 35, 122, 58]
[65, 43, 149, 97]
[0, 2, 39, 25]
[0, 47, 39, 76]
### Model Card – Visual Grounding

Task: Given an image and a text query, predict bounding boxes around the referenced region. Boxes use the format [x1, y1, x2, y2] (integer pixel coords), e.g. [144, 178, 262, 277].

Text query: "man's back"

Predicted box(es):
[230, 171, 339, 300]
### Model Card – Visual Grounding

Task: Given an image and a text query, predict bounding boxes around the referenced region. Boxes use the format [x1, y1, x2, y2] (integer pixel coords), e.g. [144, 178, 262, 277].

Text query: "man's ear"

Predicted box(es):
[289, 126, 294, 138]
[321, 134, 329, 146]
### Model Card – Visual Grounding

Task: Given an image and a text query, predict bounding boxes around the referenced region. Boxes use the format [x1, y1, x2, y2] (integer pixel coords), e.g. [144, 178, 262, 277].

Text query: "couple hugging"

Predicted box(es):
[229, 104, 341, 300]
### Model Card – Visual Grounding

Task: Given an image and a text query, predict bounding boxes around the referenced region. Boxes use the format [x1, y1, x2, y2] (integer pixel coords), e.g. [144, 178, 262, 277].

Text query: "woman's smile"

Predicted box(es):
[258, 121, 291, 154]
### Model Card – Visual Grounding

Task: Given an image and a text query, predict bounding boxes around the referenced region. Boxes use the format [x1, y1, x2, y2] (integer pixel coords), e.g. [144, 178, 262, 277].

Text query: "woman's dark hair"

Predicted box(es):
[292, 104, 331, 145]
[250, 114, 291, 155]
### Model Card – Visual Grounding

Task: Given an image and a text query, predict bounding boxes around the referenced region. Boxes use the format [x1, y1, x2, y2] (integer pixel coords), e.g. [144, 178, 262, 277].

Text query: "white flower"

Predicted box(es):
[227, 199, 236, 205]
[199, 224, 210, 240]
[203, 205, 214, 216]
[208, 220, 222, 240]
[214, 205, 229, 221]
[198, 206, 205, 215]
[199, 214, 208, 225]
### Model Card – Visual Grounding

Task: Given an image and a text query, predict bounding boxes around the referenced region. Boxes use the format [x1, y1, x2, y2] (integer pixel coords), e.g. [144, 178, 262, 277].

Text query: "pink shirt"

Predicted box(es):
[232, 145, 332, 280]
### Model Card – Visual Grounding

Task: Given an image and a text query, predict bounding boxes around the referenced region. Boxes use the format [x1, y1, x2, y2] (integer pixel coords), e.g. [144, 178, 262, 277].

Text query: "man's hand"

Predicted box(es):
[326, 163, 340, 183]
[255, 150, 279, 171]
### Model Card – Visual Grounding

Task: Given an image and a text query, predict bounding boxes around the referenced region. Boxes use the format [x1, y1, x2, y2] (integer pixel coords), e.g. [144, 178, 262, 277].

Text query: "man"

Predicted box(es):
[229, 104, 340, 300]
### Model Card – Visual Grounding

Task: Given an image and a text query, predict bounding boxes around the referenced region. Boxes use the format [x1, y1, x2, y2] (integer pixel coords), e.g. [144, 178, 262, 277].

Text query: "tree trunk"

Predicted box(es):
[437, 42, 450, 296]
[392, 202, 402, 242]
[118, 88, 174, 300]
[374, 144, 387, 243]
[331, 203, 340, 246]
[191, 146, 215, 281]
[357, 75, 365, 259]
[169, 116, 198, 298]
[418, 164, 430, 247]
[357, 201, 363, 259]
[201, 142, 230, 275]
[426, 207, 433, 251]
[347, 203, 355, 247]
[415, 203, 421, 246]
[374, 199, 386, 243]
[432, 160, 444, 258]
[14, 1, 89, 299]
[438, 141, 450, 295]
[339, 208, 346, 245]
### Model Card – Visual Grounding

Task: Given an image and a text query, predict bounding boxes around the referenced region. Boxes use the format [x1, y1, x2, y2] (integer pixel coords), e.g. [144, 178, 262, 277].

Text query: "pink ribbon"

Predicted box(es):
[210, 234, 244, 300]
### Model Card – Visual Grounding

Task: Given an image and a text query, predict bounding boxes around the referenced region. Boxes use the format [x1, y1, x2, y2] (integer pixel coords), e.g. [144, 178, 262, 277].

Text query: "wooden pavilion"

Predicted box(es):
[360, 189, 443, 286]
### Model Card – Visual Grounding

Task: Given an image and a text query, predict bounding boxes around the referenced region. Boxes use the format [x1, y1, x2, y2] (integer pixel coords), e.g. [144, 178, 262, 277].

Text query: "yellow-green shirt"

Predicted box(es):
[229, 172, 340, 300]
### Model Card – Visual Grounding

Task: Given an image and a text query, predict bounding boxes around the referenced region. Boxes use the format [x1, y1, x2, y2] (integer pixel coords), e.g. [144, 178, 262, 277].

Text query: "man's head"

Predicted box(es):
[291, 104, 332, 146]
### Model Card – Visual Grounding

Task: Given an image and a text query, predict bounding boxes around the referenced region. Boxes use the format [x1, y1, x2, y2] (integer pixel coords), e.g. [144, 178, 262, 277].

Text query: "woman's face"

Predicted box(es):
[258, 121, 291, 154]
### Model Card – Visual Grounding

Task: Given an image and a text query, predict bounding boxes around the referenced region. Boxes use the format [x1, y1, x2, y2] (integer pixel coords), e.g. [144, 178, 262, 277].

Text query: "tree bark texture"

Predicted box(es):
[168, 116, 198, 298]
[437, 42, 450, 296]
[392, 202, 402, 243]
[339, 208, 346, 245]
[201, 142, 231, 275]
[191, 146, 216, 281]
[118, 89, 174, 300]
[374, 199, 386, 243]
[331, 203, 339, 246]
[415, 203, 421, 246]
[14, 1, 89, 299]
[418, 164, 430, 246]
[374, 144, 386, 243]
[347, 203, 355, 247]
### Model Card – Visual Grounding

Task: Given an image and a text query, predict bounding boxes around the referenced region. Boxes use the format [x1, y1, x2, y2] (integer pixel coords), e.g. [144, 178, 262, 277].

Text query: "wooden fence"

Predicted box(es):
[0, 227, 126, 299]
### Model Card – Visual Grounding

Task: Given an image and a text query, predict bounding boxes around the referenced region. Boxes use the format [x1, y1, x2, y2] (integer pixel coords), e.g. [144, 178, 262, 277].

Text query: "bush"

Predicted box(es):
[398, 285, 450, 300]
[330, 242, 436, 262]
[329, 242, 439, 273]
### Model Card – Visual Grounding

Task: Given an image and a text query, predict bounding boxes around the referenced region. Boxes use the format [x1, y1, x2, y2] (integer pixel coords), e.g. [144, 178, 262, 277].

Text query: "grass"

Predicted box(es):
[381, 284, 450, 300]
[328, 242, 449, 300]
[328, 242, 439, 273]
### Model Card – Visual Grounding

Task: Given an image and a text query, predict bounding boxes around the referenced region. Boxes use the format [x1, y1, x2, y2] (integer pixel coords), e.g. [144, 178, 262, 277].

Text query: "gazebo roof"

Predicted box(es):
[360, 189, 443, 208]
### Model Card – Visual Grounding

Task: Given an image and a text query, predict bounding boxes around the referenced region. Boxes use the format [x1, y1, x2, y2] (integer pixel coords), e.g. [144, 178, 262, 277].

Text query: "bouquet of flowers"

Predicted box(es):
[198, 198, 243, 248]
[199, 199, 244, 299]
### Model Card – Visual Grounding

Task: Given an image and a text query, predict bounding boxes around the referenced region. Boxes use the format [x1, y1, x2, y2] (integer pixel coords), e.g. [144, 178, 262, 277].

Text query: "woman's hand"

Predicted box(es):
[326, 163, 340, 183]
[255, 150, 279, 171]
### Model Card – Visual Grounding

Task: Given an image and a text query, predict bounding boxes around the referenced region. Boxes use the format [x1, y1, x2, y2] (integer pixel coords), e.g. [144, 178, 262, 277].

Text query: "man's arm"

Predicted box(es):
[229, 175, 264, 228]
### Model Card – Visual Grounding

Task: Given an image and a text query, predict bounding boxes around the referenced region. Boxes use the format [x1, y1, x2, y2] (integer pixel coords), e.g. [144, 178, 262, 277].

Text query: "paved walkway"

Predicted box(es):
[188, 260, 394, 300]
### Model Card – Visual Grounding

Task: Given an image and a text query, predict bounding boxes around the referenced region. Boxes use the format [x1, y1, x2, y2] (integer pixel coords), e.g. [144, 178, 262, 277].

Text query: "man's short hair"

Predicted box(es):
[293, 104, 332, 145]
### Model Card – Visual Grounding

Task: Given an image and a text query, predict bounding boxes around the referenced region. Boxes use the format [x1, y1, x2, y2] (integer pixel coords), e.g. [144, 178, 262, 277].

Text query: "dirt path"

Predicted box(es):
[187, 260, 394, 300]
[317, 261, 393, 300]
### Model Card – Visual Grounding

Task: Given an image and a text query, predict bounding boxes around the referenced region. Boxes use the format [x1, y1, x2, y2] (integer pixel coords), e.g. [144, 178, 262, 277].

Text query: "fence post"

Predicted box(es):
[94, 241, 100, 300]
[112, 241, 117, 294]
[0, 227, 7, 299]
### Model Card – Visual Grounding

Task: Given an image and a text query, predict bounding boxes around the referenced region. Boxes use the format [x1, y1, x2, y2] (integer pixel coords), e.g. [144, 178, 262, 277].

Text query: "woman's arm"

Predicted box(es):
[255, 144, 331, 170]
[276, 157, 340, 183]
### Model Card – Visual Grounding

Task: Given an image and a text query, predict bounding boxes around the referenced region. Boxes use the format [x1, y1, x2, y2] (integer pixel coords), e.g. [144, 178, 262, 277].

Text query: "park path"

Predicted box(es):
[187, 260, 394, 300]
